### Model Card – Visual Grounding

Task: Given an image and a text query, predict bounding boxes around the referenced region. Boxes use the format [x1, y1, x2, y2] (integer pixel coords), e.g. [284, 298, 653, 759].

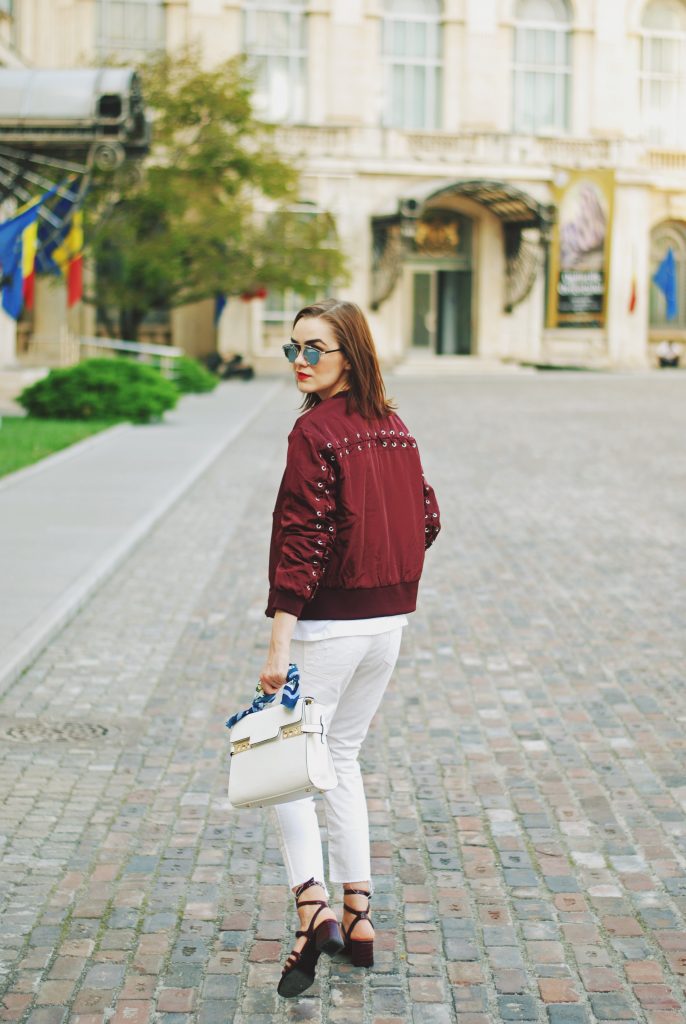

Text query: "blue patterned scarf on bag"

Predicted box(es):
[225, 663, 300, 730]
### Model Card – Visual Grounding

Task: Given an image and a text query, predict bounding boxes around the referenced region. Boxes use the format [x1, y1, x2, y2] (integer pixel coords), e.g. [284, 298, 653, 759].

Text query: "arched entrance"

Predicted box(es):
[370, 180, 554, 358]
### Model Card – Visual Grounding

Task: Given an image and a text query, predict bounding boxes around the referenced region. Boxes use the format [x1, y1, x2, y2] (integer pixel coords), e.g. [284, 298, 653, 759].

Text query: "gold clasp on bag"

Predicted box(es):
[231, 738, 250, 755]
[282, 722, 303, 739]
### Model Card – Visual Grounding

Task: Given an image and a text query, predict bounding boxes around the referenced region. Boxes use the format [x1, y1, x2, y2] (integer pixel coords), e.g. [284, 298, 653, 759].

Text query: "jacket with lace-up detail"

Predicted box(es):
[266, 392, 440, 620]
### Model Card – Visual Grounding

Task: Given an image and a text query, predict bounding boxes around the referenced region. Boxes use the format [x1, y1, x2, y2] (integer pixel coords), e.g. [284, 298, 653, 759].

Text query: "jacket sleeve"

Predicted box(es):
[422, 473, 441, 549]
[271, 427, 337, 617]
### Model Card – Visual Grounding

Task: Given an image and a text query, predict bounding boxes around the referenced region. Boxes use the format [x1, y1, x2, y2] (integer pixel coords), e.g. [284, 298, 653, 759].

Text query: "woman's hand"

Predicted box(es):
[259, 652, 290, 694]
[259, 609, 298, 694]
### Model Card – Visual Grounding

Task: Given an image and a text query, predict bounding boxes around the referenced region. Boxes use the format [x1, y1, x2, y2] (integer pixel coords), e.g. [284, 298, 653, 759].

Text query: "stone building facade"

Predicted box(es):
[3, 0, 686, 370]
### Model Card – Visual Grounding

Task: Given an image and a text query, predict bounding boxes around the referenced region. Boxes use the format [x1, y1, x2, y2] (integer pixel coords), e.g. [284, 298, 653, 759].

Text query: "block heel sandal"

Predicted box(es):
[342, 887, 374, 968]
[277, 878, 344, 998]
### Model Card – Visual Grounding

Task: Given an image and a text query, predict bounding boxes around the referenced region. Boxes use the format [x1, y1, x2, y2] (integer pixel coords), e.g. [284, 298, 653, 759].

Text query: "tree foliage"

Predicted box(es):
[88, 50, 347, 339]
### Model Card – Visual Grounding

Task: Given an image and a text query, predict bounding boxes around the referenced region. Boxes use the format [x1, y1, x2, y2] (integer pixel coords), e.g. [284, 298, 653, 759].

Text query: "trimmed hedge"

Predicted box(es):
[19, 358, 179, 424]
[173, 355, 218, 394]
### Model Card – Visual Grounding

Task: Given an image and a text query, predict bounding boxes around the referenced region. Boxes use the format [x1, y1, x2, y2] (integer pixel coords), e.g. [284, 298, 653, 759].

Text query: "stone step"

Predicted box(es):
[391, 355, 534, 376]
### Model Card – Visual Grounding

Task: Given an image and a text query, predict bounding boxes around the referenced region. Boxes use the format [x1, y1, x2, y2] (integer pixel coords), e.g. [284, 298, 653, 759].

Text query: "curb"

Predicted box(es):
[0, 380, 284, 697]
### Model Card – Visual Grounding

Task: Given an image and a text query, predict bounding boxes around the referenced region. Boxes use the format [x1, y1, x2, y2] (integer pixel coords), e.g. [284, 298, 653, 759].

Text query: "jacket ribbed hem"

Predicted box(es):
[268, 589, 306, 618]
[265, 581, 419, 620]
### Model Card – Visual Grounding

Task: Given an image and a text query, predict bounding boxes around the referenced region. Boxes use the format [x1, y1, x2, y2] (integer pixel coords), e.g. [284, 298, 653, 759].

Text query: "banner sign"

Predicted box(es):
[547, 169, 614, 328]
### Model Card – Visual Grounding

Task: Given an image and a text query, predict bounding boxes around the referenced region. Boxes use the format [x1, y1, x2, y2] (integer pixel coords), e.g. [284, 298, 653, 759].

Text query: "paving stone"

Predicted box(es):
[497, 994, 539, 1020]
[1, 378, 686, 1023]
[547, 1007, 590, 1023]
[588, 993, 638, 1019]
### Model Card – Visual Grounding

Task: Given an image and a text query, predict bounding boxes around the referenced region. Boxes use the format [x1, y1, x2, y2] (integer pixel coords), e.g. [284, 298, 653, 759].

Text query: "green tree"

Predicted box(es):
[89, 49, 346, 340]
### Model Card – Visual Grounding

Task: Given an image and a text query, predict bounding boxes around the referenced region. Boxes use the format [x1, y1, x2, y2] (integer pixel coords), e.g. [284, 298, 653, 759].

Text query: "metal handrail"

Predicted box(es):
[79, 336, 184, 358]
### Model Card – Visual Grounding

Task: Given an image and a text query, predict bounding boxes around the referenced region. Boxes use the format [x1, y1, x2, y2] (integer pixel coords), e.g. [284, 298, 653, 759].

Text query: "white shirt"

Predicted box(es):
[292, 614, 409, 641]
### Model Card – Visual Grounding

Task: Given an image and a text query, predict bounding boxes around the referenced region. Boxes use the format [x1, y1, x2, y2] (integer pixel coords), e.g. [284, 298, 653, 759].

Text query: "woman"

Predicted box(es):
[260, 299, 440, 998]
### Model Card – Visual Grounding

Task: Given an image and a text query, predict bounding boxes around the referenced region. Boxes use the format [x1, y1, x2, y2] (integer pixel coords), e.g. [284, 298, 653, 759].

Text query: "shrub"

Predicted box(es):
[173, 355, 218, 394]
[18, 358, 178, 424]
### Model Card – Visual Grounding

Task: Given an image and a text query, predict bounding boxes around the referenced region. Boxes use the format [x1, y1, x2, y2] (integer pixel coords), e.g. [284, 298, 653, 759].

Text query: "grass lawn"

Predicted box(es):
[0, 417, 114, 479]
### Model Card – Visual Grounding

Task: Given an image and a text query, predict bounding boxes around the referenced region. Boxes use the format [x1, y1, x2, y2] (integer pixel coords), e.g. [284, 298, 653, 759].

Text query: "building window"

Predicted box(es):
[512, 0, 571, 135]
[96, 0, 165, 58]
[650, 220, 686, 329]
[243, 0, 306, 123]
[263, 288, 315, 326]
[640, 0, 686, 146]
[381, 0, 442, 131]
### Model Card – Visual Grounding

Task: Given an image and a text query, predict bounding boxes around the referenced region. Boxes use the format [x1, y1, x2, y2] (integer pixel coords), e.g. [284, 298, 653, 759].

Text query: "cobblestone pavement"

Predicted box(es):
[1, 375, 685, 1024]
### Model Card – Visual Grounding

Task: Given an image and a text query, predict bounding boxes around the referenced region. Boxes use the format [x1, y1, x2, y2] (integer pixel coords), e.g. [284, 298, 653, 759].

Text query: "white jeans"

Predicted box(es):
[271, 628, 403, 892]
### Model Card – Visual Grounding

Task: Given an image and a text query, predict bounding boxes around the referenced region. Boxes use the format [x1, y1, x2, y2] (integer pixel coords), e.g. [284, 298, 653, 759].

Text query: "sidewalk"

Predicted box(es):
[0, 378, 283, 694]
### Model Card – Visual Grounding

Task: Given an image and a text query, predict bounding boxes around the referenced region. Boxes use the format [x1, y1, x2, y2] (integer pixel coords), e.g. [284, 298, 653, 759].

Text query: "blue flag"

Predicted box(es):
[653, 247, 678, 321]
[214, 292, 227, 324]
[0, 204, 42, 320]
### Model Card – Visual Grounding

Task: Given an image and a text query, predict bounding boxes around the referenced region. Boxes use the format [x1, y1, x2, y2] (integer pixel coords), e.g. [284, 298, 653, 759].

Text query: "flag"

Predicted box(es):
[214, 292, 227, 324]
[35, 180, 81, 276]
[53, 210, 84, 307]
[0, 203, 42, 320]
[653, 248, 678, 321]
[628, 252, 637, 314]
[22, 219, 39, 310]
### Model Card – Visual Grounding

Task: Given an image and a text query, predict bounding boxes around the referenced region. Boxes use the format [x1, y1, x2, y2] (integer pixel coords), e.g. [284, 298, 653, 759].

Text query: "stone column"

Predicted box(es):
[0, 309, 17, 368]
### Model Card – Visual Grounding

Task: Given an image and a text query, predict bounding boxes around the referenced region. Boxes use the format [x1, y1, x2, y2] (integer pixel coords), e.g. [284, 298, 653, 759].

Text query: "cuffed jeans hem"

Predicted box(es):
[270, 804, 329, 899]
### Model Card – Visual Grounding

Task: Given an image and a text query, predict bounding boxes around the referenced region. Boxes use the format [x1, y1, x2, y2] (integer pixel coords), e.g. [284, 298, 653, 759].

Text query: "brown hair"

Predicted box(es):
[293, 299, 396, 420]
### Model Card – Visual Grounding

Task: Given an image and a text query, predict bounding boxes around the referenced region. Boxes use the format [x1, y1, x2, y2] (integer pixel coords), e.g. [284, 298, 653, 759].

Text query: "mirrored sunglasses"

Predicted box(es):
[282, 343, 323, 366]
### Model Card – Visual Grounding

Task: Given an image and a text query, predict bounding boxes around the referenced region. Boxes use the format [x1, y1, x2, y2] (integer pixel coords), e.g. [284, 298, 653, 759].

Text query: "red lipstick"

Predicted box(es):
[296, 372, 310, 381]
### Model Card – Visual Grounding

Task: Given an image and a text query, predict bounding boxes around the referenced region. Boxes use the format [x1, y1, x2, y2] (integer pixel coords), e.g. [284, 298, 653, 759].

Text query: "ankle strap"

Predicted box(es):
[294, 877, 323, 900]
[343, 887, 371, 898]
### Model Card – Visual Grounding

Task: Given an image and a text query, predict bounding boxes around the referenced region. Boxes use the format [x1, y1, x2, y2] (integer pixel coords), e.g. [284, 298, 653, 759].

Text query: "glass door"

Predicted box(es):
[437, 270, 472, 354]
[410, 267, 472, 354]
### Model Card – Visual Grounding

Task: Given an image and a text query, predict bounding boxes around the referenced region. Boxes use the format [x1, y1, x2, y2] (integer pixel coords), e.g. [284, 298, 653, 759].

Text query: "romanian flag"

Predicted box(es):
[21, 219, 39, 310]
[0, 202, 42, 320]
[53, 210, 84, 307]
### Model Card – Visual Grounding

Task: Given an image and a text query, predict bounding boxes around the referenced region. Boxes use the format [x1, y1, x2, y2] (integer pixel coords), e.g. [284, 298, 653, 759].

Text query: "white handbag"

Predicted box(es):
[227, 695, 338, 810]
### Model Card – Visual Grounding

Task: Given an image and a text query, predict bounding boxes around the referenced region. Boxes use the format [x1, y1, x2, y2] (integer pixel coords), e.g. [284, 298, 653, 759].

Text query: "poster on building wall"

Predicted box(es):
[547, 169, 615, 328]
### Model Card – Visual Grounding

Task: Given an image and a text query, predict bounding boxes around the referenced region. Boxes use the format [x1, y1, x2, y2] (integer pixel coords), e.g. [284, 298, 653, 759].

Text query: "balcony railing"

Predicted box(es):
[273, 125, 686, 175]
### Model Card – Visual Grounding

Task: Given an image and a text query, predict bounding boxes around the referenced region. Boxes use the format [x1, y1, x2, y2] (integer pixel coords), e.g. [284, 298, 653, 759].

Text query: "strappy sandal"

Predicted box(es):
[342, 886, 374, 968]
[277, 878, 344, 998]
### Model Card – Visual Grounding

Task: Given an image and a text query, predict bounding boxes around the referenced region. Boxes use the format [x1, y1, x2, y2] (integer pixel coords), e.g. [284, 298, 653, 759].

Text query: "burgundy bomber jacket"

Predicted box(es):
[266, 391, 441, 620]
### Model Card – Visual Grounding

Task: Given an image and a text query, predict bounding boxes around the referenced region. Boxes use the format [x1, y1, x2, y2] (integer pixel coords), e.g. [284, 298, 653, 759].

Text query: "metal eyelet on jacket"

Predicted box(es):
[382, 442, 387, 447]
